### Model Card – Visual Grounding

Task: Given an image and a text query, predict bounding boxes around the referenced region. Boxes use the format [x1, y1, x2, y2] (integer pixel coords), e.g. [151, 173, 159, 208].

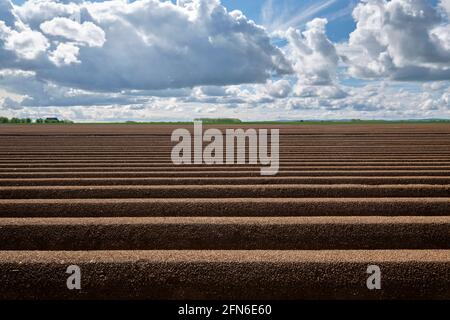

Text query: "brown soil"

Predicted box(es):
[0, 123, 449, 299]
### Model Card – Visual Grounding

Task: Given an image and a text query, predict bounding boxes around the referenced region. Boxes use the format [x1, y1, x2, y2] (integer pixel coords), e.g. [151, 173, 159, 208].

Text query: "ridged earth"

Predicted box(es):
[0, 123, 449, 299]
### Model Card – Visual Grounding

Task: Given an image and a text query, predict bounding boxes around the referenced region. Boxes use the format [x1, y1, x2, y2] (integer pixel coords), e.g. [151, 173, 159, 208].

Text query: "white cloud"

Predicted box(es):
[1, 23, 49, 60]
[441, 0, 450, 15]
[40, 17, 106, 47]
[285, 18, 339, 85]
[422, 81, 449, 91]
[0, 68, 152, 107]
[0, 96, 22, 109]
[194, 86, 229, 97]
[266, 79, 292, 98]
[294, 84, 347, 99]
[342, 0, 450, 81]
[49, 42, 80, 66]
[0, 0, 292, 91]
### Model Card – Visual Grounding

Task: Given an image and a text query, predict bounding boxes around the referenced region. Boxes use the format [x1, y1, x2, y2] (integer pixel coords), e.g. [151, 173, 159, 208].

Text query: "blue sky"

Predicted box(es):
[1, 0, 450, 121]
[222, 0, 358, 42]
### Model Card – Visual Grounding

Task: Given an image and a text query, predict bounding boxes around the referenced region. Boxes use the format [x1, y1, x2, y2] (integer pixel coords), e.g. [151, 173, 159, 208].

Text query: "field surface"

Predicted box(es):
[0, 123, 450, 299]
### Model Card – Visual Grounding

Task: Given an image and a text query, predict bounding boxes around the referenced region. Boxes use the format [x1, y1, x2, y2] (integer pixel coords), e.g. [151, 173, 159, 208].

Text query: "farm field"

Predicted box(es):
[0, 123, 450, 299]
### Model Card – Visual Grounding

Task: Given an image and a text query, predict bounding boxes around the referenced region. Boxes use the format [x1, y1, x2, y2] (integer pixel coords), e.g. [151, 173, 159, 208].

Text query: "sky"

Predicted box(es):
[0, 0, 450, 122]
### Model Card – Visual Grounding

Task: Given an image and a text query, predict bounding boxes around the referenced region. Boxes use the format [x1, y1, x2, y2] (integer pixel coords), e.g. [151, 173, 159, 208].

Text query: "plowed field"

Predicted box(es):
[0, 123, 449, 299]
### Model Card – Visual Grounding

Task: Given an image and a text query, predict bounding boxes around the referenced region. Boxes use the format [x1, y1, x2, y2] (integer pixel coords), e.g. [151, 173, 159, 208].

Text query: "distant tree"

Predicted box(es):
[45, 117, 59, 123]
[0, 116, 73, 124]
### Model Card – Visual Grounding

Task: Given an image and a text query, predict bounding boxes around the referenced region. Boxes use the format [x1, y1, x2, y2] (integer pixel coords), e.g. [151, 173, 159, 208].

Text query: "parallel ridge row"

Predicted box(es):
[1, 124, 450, 299]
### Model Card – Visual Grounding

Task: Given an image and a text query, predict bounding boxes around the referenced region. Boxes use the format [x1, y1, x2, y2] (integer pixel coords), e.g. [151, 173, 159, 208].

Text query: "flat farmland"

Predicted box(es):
[0, 123, 450, 299]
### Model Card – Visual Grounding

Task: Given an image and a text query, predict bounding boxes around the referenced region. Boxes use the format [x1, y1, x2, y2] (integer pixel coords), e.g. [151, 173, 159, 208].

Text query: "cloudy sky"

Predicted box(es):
[0, 0, 450, 121]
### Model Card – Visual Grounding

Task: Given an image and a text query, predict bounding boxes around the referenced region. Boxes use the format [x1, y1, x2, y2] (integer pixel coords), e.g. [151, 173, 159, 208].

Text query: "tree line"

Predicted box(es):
[0, 117, 73, 124]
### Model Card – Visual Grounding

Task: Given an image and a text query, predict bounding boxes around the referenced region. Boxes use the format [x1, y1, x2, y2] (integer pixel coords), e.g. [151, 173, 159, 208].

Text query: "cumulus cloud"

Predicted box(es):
[0, 22, 49, 60]
[294, 84, 347, 99]
[422, 81, 449, 91]
[194, 86, 229, 97]
[342, 0, 450, 81]
[0, 0, 292, 91]
[441, 0, 450, 15]
[49, 42, 80, 66]
[265, 79, 292, 98]
[40, 17, 106, 47]
[285, 18, 339, 85]
[1, 0, 450, 121]
[0, 68, 153, 107]
[0, 96, 22, 109]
